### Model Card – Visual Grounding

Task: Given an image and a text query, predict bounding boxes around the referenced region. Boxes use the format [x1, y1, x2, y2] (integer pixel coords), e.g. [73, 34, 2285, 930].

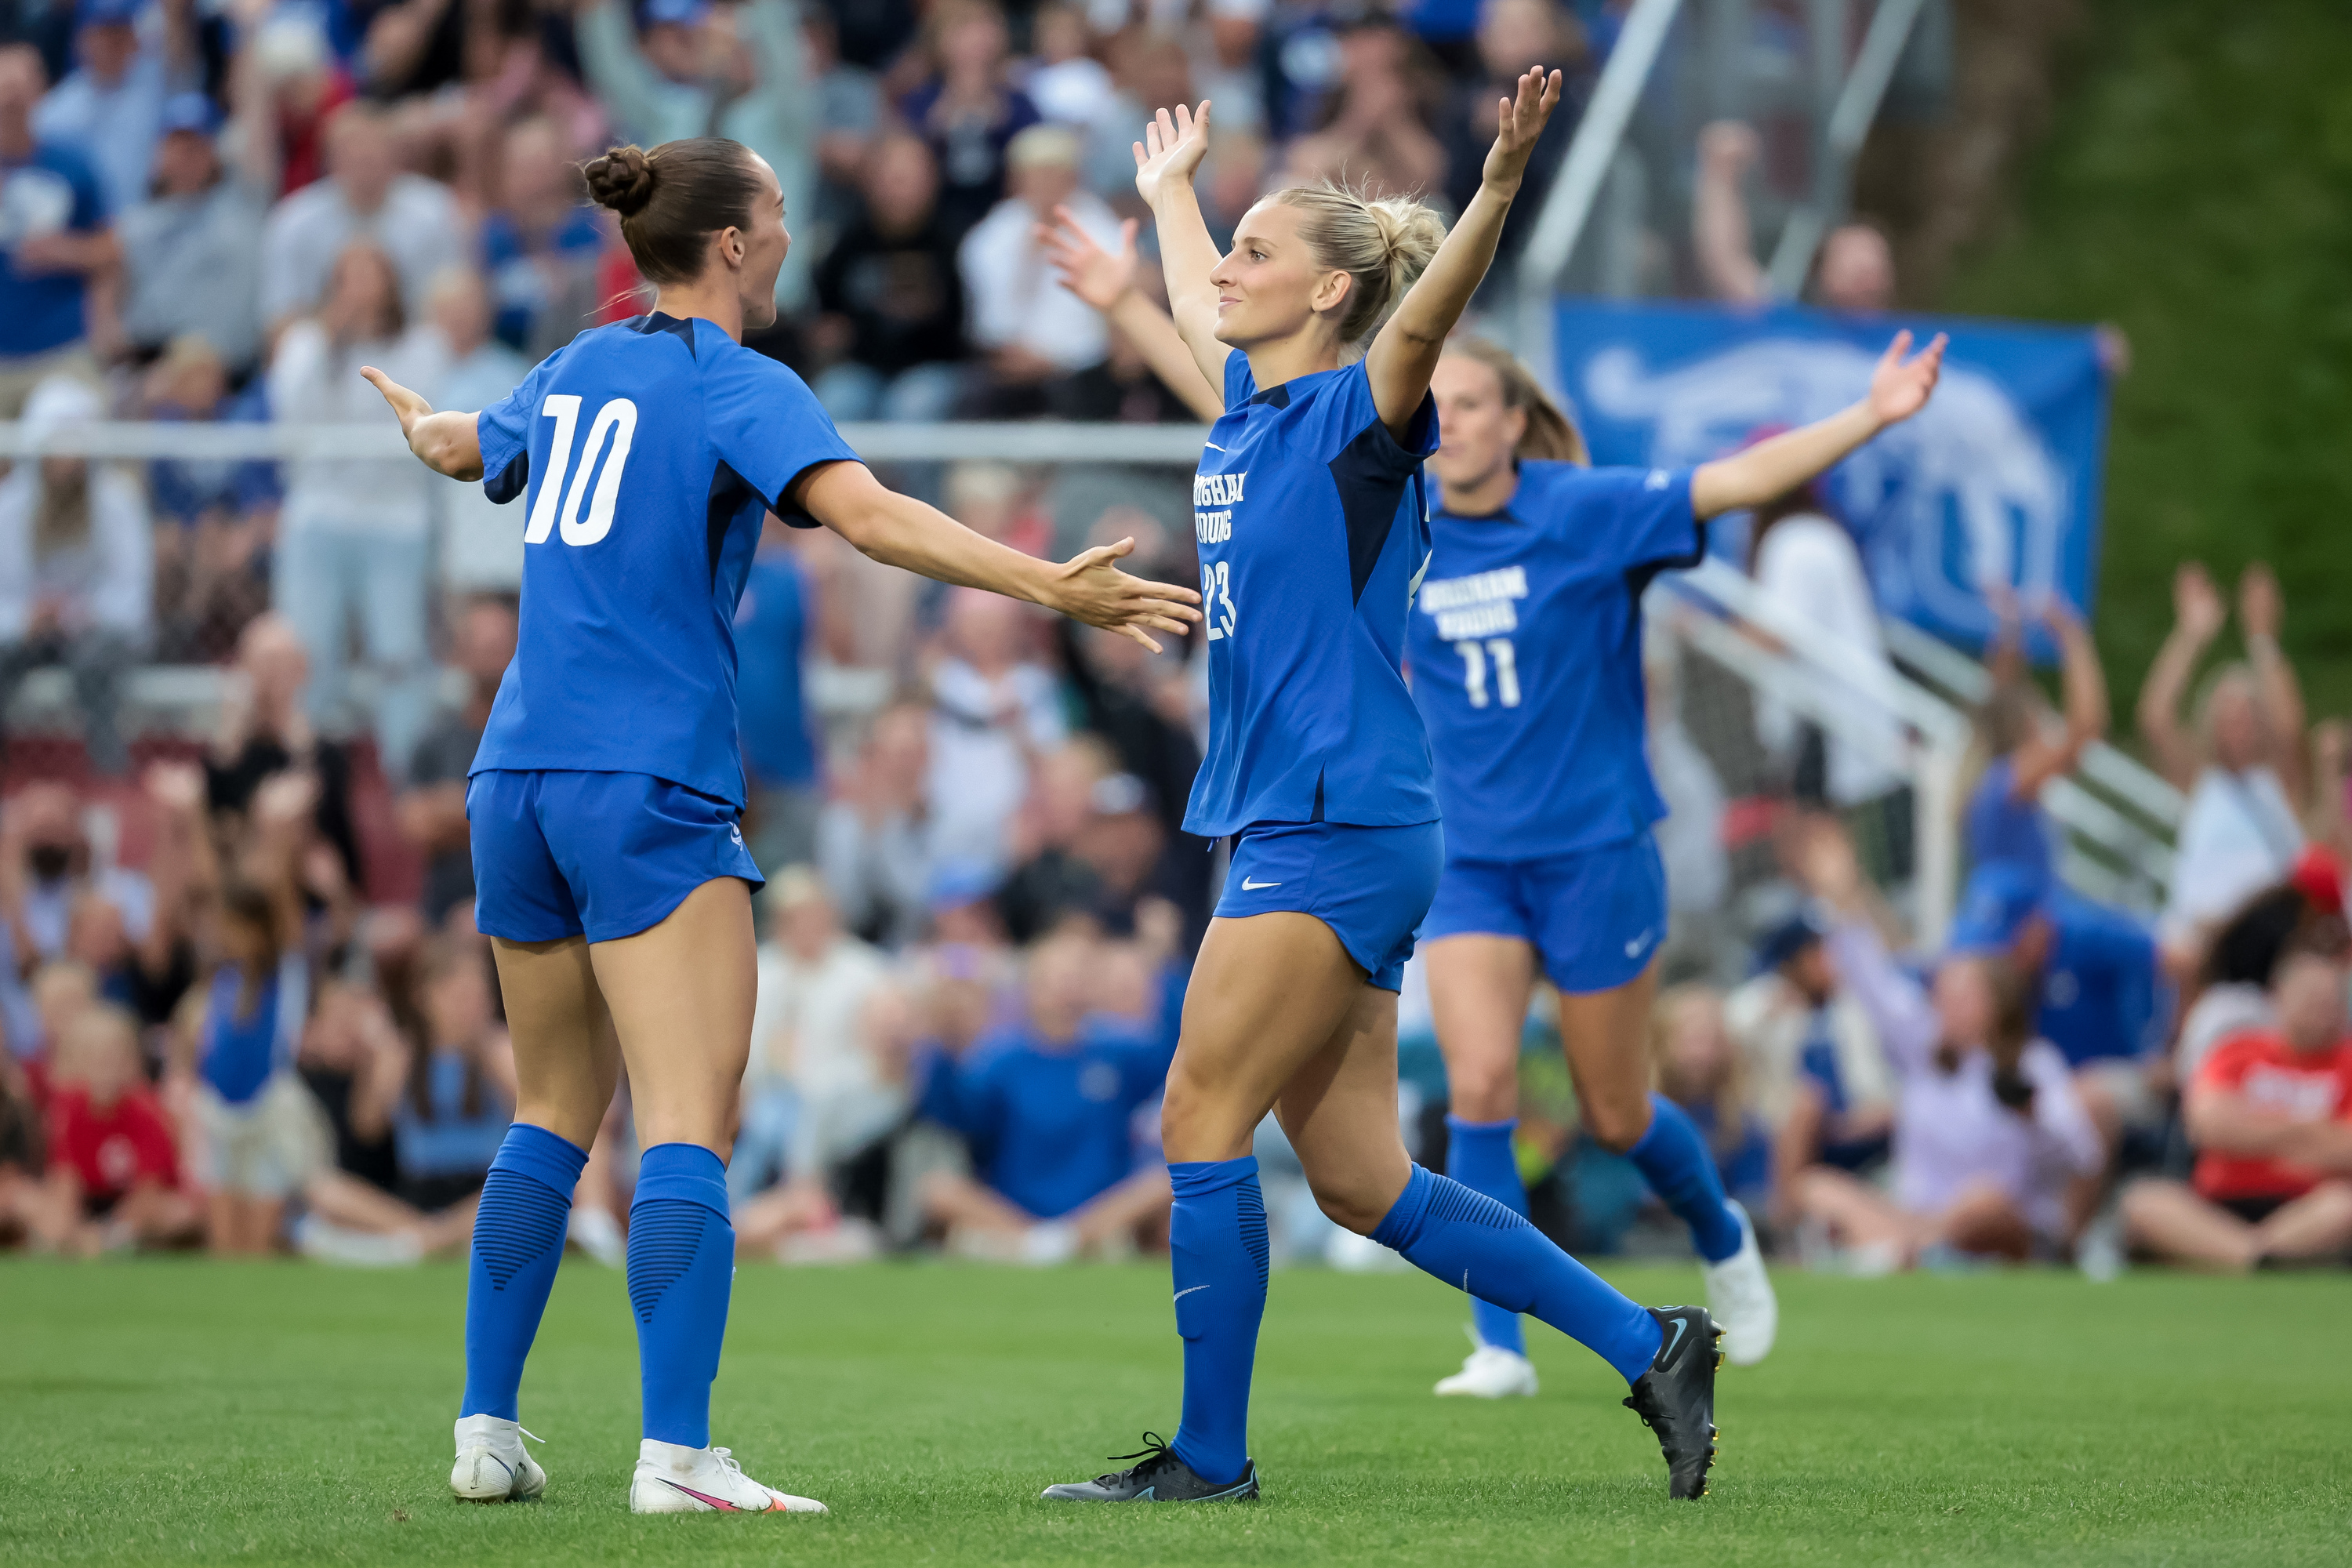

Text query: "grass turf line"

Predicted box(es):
[2, 1258, 2345, 1566]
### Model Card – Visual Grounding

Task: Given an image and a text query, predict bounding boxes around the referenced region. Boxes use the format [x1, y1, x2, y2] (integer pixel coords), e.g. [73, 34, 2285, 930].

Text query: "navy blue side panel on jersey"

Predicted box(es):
[1182, 355, 1440, 839]
[1410, 461, 1700, 861]
[470, 314, 862, 806]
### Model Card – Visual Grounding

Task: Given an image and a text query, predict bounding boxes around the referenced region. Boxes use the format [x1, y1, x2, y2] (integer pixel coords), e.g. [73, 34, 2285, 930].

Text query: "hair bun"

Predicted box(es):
[583, 145, 657, 218]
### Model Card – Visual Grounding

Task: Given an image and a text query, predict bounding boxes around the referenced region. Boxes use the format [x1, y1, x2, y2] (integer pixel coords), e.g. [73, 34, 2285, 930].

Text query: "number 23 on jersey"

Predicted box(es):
[524, 395, 639, 548]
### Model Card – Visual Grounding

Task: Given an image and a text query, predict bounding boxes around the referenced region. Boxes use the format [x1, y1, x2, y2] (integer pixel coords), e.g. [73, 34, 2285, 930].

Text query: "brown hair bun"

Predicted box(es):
[583, 145, 657, 218]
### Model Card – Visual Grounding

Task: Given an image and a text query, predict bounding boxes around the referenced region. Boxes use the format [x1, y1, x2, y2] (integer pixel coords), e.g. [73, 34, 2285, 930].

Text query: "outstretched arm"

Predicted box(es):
[792, 461, 1200, 652]
[1692, 121, 1769, 305]
[2135, 563, 2223, 791]
[1132, 102, 1232, 390]
[361, 368, 483, 480]
[1039, 207, 1224, 421]
[2006, 597, 2110, 798]
[2237, 563, 2307, 805]
[1365, 66, 1563, 437]
[1690, 330, 1946, 519]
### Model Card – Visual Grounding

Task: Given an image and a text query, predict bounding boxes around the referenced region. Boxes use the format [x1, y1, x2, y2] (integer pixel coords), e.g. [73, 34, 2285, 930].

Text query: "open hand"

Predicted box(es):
[1041, 536, 1201, 652]
[1133, 100, 1212, 205]
[360, 366, 434, 445]
[1865, 329, 1947, 428]
[1039, 209, 1138, 311]
[2238, 561, 2282, 641]
[2172, 561, 2224, 643]
[1480, 67, 1564, 192]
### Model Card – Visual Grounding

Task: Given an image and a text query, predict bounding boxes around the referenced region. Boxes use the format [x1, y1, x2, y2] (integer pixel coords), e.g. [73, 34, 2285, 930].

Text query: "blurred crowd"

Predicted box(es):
[2, 0, 2347, 1278]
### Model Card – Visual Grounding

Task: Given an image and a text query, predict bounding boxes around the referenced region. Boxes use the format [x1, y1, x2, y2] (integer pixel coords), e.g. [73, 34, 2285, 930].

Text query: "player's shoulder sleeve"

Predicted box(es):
[702, 338, 863, 525]
[1222, 351, 1257, 412]
[1556, 463, 1702, 572]
[476, 347, 565, 505]
[1323, 360, 1438, 476]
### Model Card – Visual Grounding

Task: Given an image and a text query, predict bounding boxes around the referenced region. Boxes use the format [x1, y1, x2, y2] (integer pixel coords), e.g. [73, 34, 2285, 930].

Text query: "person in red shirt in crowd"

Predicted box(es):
[2122, 935, 2352, 1269]
[20, 1005, 199, 1254]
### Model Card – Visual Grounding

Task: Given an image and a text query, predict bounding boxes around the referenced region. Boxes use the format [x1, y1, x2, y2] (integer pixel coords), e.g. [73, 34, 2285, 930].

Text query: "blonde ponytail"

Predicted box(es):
[1445, 337, 1589, 465]
[1270, 180, 1449, 345]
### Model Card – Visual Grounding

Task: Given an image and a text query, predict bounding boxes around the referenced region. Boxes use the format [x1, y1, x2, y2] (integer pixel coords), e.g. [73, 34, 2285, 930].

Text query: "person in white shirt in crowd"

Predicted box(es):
[731, 868, 898, 1205]
[423, 266, 530, 595]
[114, 90, 267, 376]
[925, 587, 1068, 873]
[0, 376, 152, 776]
[955, 122, 1120, 417]
[2140, 561, 2309, 962]
[267, 241, 445, 781]
[31, 0, 197, 218]
[1741, 467, 1910, 870]
[1787, 819, 2103, 1269]
[259, 100, 462, 327]
[816, 699, 937, 950]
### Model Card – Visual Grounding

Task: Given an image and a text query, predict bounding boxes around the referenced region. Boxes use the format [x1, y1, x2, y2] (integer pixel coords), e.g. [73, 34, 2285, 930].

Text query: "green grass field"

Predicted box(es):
[2, 1258, 2344, 1566]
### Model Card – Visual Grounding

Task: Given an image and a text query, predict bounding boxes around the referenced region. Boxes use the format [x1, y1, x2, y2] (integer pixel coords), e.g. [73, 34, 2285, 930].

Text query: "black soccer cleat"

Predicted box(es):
[1622, 1305, 1723, 1500]
[1040, 1432, 1260, 1503]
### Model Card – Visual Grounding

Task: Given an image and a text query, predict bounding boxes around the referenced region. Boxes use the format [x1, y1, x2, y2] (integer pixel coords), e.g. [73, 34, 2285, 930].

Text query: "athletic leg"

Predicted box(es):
[1423, 934, 1537, 1362]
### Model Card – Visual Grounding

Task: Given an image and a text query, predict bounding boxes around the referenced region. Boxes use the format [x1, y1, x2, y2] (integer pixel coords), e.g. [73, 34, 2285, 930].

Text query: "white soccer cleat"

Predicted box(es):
[568, 1206, 626, 1269]
[1701, 1200, 1778, 1367]
[1435, 1342, 1540, 1399]
[449, 1414, 546, 1503]
[629, 1439, 828, 1515]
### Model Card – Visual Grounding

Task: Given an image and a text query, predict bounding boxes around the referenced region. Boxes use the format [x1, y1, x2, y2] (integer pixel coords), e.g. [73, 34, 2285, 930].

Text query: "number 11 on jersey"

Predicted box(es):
[1455, 637, 1520, 708]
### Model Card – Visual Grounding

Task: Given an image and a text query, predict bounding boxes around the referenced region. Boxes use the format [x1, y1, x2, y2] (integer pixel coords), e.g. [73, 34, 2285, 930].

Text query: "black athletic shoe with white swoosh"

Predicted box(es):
[1622, 1305, 1722, 1499]
[1040, 1433, 1259, 1502]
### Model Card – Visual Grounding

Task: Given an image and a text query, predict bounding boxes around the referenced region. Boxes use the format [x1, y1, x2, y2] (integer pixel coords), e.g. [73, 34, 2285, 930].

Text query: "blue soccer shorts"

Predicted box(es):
[1214, 819, 1443, 992]
[1422, 830, 1668, 995]
[467, 769, 765, 944]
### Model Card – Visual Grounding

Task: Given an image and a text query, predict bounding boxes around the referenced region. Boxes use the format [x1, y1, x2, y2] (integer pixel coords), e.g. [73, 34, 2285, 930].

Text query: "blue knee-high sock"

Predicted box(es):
[628, 1143, 735, 1449]
[1444, 1116, 1529, 1356]
[1372, 1163, 1661, 1384]
[1626, 1094, 1744, 1263]
[1167, 1157, 1268, 1487]
[461, 1123, 589, 1421]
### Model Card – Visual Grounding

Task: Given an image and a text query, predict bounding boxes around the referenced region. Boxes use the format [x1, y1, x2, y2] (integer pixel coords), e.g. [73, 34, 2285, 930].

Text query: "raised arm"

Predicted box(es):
[1692, 121, 1769, 305]
[2134, 562, 2223, 791]
[1038, 206, 1224, 422]
[1365, 66, 1563, 435]
[361, 368, 485, 481]
[1689, 330, 1946, 520]
[2236, 562, 2307, 805]
[1132, 103, 1232, 390]
[2006, 596, 2111, 797]
[791, 461, 1199, 652]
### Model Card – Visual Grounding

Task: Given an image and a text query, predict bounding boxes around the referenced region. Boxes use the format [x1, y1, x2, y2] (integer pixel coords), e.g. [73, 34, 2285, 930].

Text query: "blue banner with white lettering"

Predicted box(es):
[1552, 299, 2110, 648]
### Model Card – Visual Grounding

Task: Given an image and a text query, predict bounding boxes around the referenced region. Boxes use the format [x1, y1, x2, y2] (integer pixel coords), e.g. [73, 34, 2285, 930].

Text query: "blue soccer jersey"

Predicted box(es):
[470, 313, 860, 806]
[1183, 355, 1440, 839]
[1409, 460, 1703, 862]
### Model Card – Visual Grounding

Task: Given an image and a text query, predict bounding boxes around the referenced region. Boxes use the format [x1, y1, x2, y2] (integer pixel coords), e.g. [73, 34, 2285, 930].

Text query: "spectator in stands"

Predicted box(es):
[1054, 612, 1207, 935]
[915, 929, 1174, 1261]
[0, 375, 152, 776]
[811, 130, 967, 423]
[477, 117, 606, 361]
[116, 92, 266, 376]
[259, 100, 461, 326]
[735, 517, 822, 873]
[0, 42, 113, 412]
[140, 336, 275, 661]
[996, 740, 1112, 944]
[1439, 0, 1581, 267]
[817, 699, 935, 950]
[425, 266, 530, 593]
[1644, 630, 1730, 967]
[1726, 909, 1894, 1221]
[1968, 592, 2108, 884]
[1695, 119, 1896, 313]
[734, 868, 895, 1200]
[269, 241, 445, 781]
[24, 1004, 198, 1253]
[31, 0, 194, 218]
[0, 1041, 39, 1240]
[1788, 820, 2103, 1267]
[177, 772, 326, 1254]
[575, 0, 817, 310]
[899, 0, 1038, 248]
[398, 595, 516, 929]
[2140, 562, 2308, 957]
[803, 4, 881, 241]
[956, 123, 1118, 419]
[2174, 856, 2344, 1087]
[925, 587, 1066, 871]
[299, 938, 511, 1261]
[229, 2, 354, 200]
[1079, 26, 1192, 201]
[206, 613, 364, 891]
[1, 779, 155, 975]
[2122, 935, 2352, 1270]
[1283, 20, 1448, 201]
[292, 975, 398, 1194]
[71, 761, 203, 1031]
[1650, 984, 1773, 1219]
[1023, 2, 1113, 132]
